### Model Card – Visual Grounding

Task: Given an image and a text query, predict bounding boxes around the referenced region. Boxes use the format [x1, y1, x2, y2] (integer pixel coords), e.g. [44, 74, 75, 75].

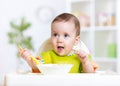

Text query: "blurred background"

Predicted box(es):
[0, 0, 120, 85]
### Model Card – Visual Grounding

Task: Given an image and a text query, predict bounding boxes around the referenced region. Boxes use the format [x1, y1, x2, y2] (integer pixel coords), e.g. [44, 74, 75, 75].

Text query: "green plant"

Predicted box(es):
[7, 17, 34, 57]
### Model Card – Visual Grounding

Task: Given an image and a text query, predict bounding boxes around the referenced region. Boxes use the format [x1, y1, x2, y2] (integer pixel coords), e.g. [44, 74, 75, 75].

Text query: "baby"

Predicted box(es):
[20, 13, 96, 73]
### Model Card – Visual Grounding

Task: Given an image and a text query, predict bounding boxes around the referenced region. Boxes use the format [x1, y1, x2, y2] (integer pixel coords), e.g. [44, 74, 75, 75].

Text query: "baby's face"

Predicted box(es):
[51, 21, 79, 56]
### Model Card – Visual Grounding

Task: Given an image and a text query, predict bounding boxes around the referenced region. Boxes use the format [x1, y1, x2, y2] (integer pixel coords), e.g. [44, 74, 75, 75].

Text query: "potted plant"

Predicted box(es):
[7, 17, 34, 72]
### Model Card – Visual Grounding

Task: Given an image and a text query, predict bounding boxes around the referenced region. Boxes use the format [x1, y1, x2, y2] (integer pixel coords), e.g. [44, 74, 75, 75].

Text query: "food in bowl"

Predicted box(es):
[37, 64, 73, 74]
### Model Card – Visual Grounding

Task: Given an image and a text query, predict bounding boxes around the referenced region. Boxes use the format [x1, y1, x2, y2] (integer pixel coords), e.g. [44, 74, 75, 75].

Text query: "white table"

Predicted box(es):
[4, 73, 120, 86]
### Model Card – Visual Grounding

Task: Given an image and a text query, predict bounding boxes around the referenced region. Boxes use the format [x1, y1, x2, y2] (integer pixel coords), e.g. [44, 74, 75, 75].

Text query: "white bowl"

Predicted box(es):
[37, 64, 73, 74]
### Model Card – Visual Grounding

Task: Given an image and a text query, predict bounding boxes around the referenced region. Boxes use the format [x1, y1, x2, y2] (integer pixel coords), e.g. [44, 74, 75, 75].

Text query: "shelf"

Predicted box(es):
[94, 26, 117, 31]
[95, 0, 116, 26]
[67, 0, 119, 73]
[70, 0, 90, 3]
[81, 27, 91, 32]
[70, 0, 91, 27]
[94, 57, 117, 63]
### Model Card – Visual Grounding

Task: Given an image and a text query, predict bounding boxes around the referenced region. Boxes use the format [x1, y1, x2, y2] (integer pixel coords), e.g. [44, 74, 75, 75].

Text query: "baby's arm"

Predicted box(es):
[76, 50, 94, 73]
[19, 48, 40, 73]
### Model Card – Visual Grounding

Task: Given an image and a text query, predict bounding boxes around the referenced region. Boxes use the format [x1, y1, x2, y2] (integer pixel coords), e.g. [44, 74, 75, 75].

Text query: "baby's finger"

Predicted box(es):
[22, 51, 31, 58]
[36, 56, 41, 60]
[19, 48, 27, 54]
[20, 49, 31, 60]
[76, 50, 87, 59]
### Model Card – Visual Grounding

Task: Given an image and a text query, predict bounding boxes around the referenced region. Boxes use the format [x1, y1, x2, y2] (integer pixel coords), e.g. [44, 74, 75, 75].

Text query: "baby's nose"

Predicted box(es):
[57, 36, 63, 43]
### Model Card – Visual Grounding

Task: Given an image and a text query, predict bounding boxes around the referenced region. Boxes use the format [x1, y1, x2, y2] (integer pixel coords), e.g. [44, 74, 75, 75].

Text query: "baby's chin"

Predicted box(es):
[56, 52, 70, 56]
[53, 51, 66, 56]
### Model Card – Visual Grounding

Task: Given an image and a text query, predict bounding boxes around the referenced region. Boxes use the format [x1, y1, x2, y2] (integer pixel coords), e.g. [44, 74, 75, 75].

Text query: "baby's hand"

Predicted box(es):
[19, 48, 40, 73]
[19, 48, 32, 61]
[75, 50, 89, 64]
[76, 50, 95, 73]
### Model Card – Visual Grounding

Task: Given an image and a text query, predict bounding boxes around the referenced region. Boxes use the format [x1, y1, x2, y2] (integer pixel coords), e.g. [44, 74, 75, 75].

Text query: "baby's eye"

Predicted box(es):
[64, 34, 69, 38]
[53, 33, 58, 37]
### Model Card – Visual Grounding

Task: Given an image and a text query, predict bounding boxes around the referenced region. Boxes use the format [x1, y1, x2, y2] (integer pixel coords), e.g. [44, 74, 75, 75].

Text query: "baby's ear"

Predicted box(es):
[75, 35, 80, 45]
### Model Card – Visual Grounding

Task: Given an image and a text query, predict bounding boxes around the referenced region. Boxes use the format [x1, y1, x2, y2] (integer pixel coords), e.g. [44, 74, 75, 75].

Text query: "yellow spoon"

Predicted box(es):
[30, 55, 40, 65]
[18, 45, 40, 65]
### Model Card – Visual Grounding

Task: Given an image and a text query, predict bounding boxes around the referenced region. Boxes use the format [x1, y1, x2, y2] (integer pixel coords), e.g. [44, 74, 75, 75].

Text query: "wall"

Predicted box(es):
[0, 0, 66, 85]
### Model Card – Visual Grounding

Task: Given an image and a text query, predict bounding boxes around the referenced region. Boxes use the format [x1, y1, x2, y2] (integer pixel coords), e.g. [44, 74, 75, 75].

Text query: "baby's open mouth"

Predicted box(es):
[57, 46, 64, 50]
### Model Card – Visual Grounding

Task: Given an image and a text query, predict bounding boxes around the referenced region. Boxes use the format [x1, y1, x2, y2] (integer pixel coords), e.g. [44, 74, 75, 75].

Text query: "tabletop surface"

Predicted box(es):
[4, 73, 120, 86]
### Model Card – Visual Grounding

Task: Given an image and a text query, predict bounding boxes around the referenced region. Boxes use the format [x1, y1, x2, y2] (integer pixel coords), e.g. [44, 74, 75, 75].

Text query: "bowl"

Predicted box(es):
[37, 64, 73, 74]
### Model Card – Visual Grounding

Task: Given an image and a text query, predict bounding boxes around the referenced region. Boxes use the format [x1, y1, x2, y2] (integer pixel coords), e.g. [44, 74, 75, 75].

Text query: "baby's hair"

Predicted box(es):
[51, 13, 80, 36]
